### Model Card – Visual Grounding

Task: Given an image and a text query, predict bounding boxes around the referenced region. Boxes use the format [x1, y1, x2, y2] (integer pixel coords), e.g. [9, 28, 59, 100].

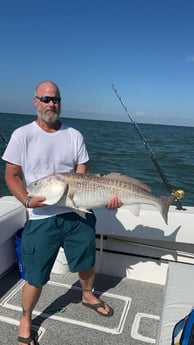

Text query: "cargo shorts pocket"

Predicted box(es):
[21, 245, 36, 273]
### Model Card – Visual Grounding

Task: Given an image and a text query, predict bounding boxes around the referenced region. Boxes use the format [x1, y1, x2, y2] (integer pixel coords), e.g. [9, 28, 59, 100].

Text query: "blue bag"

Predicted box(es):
[171, 309, 194, 345]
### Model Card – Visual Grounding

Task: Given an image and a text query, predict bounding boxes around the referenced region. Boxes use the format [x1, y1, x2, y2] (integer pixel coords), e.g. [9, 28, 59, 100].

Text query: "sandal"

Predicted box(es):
[82, 300, 114, 317]
[18, 333, 39, 345]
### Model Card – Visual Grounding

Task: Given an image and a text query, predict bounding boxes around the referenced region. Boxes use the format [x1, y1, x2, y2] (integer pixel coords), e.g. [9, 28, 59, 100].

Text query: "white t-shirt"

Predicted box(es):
[2, 121, 89, 219]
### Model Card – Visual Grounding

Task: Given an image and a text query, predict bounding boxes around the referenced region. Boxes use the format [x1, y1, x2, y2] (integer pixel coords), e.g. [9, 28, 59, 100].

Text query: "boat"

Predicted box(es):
[1, 195, 194, 344]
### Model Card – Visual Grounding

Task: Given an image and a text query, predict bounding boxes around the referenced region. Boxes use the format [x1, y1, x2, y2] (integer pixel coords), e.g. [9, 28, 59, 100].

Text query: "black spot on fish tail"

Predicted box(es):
[159, 195, 175, 224]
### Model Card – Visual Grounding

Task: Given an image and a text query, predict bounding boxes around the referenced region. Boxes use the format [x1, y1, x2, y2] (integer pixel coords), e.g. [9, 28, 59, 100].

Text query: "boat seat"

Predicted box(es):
[0, 196, 26, 277]
[157, 261, 194, 344]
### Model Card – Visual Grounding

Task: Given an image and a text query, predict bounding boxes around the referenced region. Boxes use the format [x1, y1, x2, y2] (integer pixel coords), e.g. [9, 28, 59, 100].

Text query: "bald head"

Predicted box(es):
[35, 80, 61, 97]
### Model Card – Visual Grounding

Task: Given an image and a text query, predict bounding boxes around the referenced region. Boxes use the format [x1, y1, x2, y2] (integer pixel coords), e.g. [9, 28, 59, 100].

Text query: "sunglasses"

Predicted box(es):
[35, 96, 61, 104]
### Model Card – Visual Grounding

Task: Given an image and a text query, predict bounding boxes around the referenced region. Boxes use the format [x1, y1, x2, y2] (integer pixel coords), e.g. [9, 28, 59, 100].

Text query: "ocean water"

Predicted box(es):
[0, 112, 193, 206]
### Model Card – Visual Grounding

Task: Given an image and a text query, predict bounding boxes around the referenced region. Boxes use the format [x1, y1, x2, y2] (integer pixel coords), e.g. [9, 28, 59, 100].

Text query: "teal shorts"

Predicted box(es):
[21, 212, 96, 286]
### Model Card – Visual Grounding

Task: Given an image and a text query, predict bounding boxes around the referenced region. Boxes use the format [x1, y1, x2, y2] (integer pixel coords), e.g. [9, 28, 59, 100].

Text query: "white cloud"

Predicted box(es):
[80, 108, 96, 113]
[133, 112, 144, 116]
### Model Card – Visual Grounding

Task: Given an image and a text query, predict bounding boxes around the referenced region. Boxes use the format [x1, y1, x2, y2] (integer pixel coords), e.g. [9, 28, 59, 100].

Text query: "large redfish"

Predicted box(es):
[27, 172, 174, 224]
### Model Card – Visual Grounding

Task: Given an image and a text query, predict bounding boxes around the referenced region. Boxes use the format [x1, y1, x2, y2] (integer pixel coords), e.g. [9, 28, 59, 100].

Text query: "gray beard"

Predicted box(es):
[39, 111, 60, 124]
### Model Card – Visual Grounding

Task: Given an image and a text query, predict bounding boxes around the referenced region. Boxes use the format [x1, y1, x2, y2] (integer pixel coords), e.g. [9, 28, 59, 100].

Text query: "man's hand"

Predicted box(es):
[106, 195, 122, 210]
[25, 196, 46, 208]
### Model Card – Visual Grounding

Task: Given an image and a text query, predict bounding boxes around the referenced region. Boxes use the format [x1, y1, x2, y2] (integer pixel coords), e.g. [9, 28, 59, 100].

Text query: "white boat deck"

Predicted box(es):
[0, 266, 163, 345]
[0, 196, 194, 344]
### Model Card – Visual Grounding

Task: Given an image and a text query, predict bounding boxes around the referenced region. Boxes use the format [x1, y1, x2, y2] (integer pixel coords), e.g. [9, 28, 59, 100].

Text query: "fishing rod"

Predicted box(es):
[112, 84, 184, 210]
[0, 132, 8, 146]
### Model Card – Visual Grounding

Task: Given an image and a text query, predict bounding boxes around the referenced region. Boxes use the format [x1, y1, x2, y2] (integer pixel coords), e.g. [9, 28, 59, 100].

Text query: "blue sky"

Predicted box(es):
[1, 0, 194, 126]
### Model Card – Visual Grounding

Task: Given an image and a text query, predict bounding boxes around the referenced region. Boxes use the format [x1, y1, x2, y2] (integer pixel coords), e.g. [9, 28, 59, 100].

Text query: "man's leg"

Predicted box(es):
[79, 267, 112, 315]
[18, 283, 42, 345]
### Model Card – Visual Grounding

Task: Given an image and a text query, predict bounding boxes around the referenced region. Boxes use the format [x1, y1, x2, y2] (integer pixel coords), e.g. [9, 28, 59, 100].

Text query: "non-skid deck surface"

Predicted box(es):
[0, 268, 164, 345]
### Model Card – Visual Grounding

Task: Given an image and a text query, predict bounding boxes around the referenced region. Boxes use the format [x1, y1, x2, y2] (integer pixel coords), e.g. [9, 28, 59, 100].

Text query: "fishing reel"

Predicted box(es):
[171, 189, 185, 200]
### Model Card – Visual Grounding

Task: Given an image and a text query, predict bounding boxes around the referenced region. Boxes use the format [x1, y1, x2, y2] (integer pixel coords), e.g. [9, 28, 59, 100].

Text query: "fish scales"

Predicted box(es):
[58, 173, 168, 212]
[27, 172, 175, 224]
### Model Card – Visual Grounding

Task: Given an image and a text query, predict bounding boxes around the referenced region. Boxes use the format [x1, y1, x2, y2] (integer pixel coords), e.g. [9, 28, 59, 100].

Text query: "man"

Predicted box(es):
[2, 81, 122, 345]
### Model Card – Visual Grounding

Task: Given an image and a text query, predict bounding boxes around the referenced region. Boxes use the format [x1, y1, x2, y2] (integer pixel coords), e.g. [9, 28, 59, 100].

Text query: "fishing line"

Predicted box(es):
[0, 132, 8, 146]
[112, 84, 184, 210]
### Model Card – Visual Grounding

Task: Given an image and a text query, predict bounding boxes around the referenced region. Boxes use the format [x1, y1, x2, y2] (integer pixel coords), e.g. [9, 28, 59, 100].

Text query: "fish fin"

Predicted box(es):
[66, 191, 92, 215]
[103, 173, 152, 192]
[158, 195, 175, 224]
[121, 204, 140, 216]
[103, 172, 123, 180]
[67, 190, 79, 209]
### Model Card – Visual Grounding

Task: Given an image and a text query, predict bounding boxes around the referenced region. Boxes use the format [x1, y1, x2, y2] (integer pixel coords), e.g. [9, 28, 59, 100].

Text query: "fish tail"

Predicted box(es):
[159, 195, 175, 224]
